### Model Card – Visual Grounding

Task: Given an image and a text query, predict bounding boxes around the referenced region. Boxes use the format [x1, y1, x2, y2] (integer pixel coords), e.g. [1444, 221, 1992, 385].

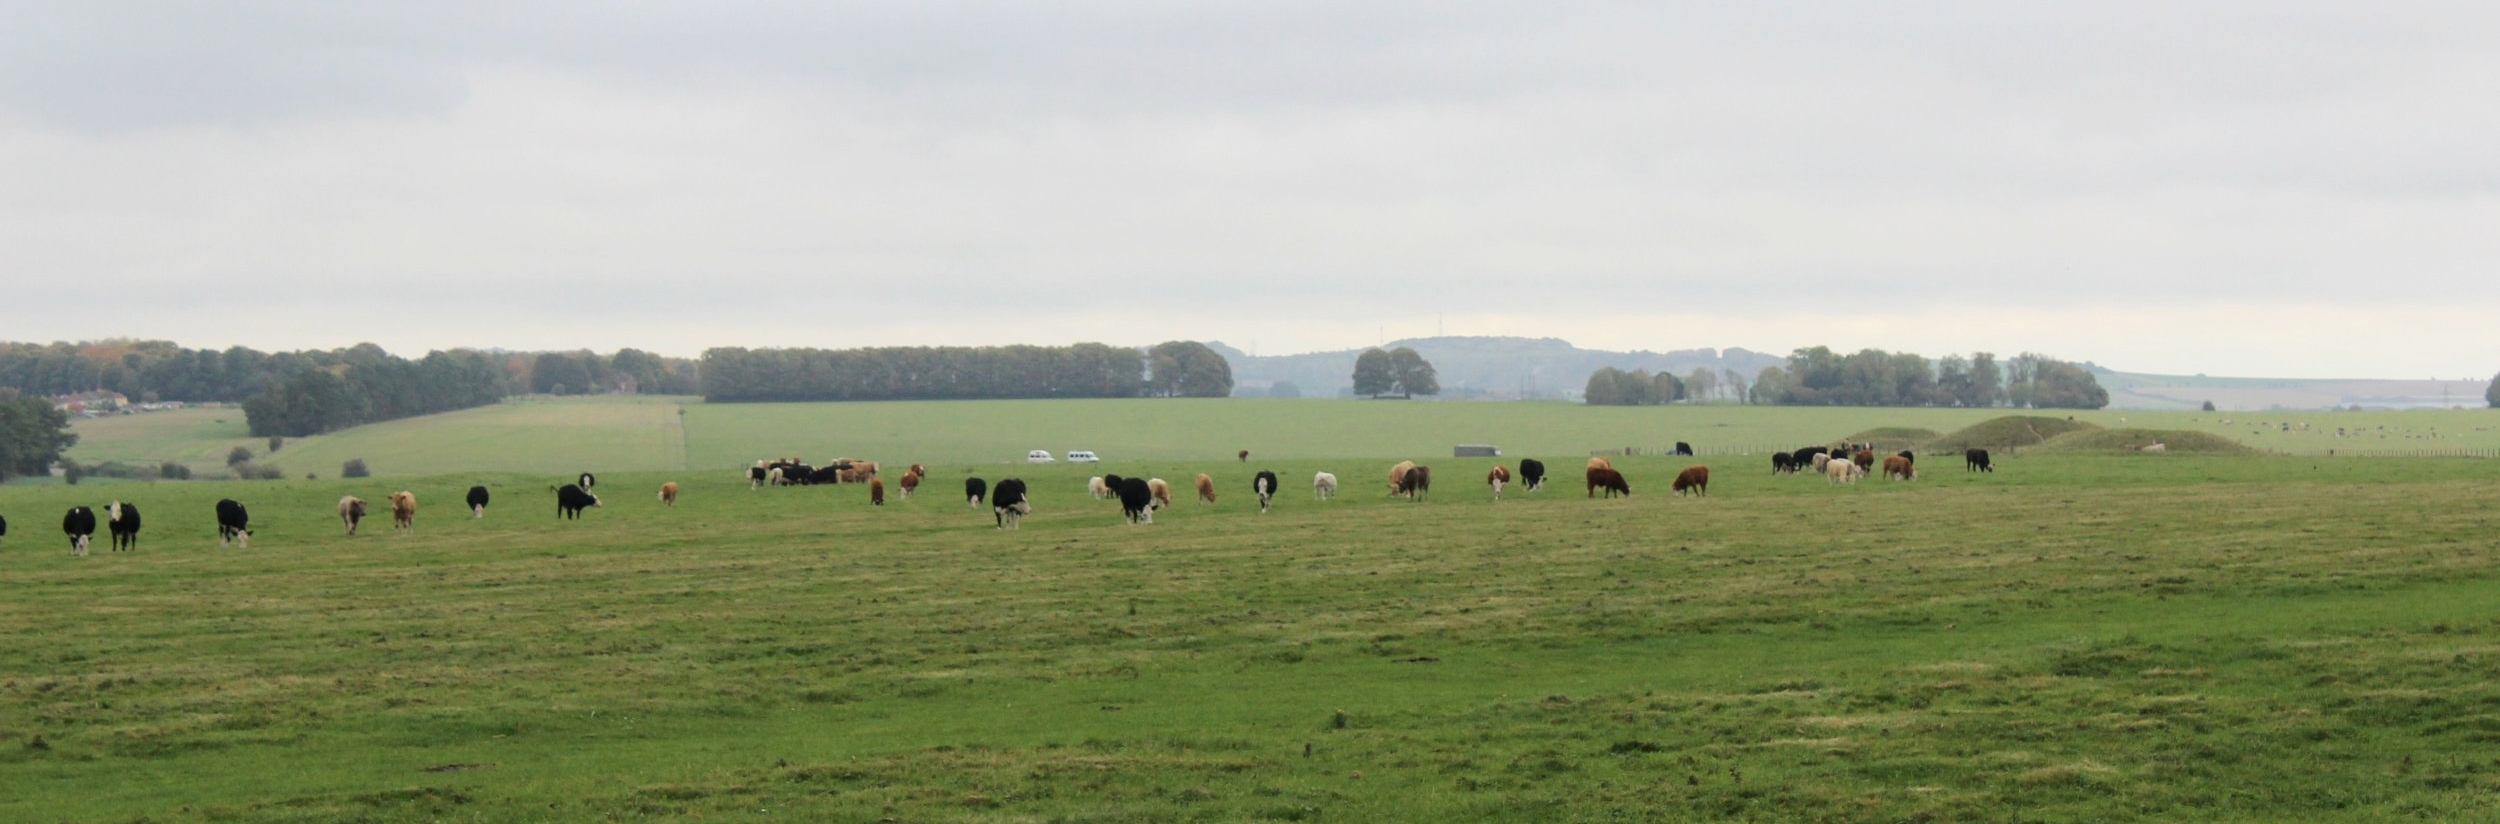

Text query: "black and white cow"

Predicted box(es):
[106, 501, 141, 552]
[1253, 470, 1279, 513]
[1965, 448, 1993, 472]
[748, 464, 769, 490]
[991, 478, 1031, 529]
[1116, 476, 1158, 524]
[1518, 459, 1546, 492]
[965, 477, 988, 507]
[63, 506, 96, 557]
[216, 498, 250, 548]
[467, 485, 491, 518]
[556, 484, 602, 519]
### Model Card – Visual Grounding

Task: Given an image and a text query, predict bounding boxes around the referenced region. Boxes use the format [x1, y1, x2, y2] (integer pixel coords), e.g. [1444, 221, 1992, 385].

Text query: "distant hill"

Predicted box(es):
[2090, 367, 2491, 411]
[1207, 337, 1787, 400]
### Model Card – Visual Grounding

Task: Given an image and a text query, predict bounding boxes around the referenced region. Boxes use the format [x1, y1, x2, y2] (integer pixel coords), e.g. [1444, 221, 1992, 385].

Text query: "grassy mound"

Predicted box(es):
[1929, 415, 2101, 450]
[1845, 427, 1945, 452]
[2035, 428, 2256, 454]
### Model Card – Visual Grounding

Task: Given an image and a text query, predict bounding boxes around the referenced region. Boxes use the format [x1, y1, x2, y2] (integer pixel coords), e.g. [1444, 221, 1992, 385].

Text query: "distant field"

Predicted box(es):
[54, 396, 2500, 481]
[5, 454, 2500, 821]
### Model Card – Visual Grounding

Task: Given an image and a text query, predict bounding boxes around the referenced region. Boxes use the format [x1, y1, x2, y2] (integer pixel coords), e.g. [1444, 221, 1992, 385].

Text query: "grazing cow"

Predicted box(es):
[1387, 460, 1418, 496]
[766, 467, 787, 487]
[1147, 478, 1174, 510]
[748, 463, 769, 490]
[1313, 471, 1338, 500]
[339, 496, 368, 535]
[0, 513, 6, 545]
[577, 472, 596, 491]
[1673, 466, 1709, 496]
[2141, 442, 2168, 453]
[809, 465, 846, 486]
[63, 506, 96, 557]
[1587, 456, 1614, 472]
[1117, 476, 1158, 524]
[1826, 458, 1861, 485]
[1812, 453, 1834, 473]
[1238, 449, 1249, 463]
[389, 491, 416, 534]
[556, 484, 601, 519]
[1965, 448, 1993, 472]
[965, 477, 989, 507]
[216, 498, 250, 548]
[1519, 458, 1546, 492]
[870, 478, 886, 505]
[1088, 476, 1109, 499]
[1196, 473, 1217, 504]
[1772, 452, 1795, 474]
[898, 470, 920, 499]
[992, 478, 1031, 529]
[1791, 447, 1828, 470]
[1587, 467, 1631, 498]
[1883, 455, 1915, 481]
[659, 482, 680, 506]
[907, 463, 925, 478]
[106, 501, 141, 552]
[1897, 450, 1915, 466]
[1673, 441, 1694, 456]
[467, 485, 490, 517]
[1398, 465, 1432, 500]
[1254, 470, 1279, 512]
[1488, 464, 1510, 499]
[1852, 450, 1876, 471]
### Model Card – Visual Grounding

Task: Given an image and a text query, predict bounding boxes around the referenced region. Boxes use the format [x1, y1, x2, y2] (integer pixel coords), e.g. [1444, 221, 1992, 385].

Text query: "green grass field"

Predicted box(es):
[5, 438, 2500, 821]
[57, 397, 2500, 482]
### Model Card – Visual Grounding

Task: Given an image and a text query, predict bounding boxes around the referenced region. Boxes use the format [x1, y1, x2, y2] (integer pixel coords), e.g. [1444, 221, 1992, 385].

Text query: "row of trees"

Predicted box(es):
[1352, 347, 1439, 398]
[1583, 368, 1687, 406]
[532, 349, 701, 396]
[0, 389, 78, 481]
[700, 342, 1233, 402]
[1748, 348, 2107, 408]
[241, 347, 514, 437]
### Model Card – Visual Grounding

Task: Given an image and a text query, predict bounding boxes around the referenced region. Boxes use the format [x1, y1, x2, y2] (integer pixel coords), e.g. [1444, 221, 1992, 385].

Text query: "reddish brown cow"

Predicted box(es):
[1882, 455, 1915, 481]
[1672, 466, 1709, 496]
[1487, 464, 1511, 499]
[1587, 467, 1631, 498]
[658, 481, 680, 506]
[1852, 449, 1876, 471]
[899, 471, 921, 499]
[1195, 473, 1217, 504]
[870, 478, 886, 505]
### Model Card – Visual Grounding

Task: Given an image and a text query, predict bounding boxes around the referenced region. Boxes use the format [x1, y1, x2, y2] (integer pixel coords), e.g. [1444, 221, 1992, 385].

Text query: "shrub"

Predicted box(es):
[61, 459, 82, 485]
[231, 462, 287, 481]
[227, 446, 254, 466]
[268, 435, 284, 452]
[2201, 400, 2217, 412]
[158, 462, 193, 480]
[342, 458, 371, 478]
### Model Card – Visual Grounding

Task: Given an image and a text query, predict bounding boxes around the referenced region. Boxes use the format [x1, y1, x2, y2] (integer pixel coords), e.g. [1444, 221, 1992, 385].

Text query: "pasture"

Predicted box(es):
[5, 447, 2500, 821]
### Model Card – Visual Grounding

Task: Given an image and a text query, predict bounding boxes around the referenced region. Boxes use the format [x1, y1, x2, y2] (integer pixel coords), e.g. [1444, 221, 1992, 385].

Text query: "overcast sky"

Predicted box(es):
[4, 2, 2495, 378]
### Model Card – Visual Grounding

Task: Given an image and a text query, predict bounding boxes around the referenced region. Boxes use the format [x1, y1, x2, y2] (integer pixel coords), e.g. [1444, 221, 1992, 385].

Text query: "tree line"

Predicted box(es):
[700, 341, 1232, 402]
[1746, 348, 2108, 408]
[1352, 347, 1439, 398]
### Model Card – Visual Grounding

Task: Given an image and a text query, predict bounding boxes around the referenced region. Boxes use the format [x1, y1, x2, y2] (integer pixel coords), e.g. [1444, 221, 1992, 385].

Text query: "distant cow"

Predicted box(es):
[1965, 449, 1993, 472]
[809, 465, 845, 486]
[1313, 471, 1337, 500]
[63, 505, 96, 556]
[1387, 461, 1418, 496]
[1587, 467, 1631, 498]
[659, 481, 680, 506]
[870, 478, 885, 505]
[106, 501, 141, 552]
[1896, 450, 1915, 466]
[388, 491, 416, 533]
[1852, 450, 1876, 471]
[1882, 455, 1915, 481]
[1826, 458, 1861, 485]
[577, 472, 596, 491]
[1518, 458, 1546, 492]
[1812, 453, 1834, 473]
[0, 513, 7, 545]
[467, 485, 491, 517]
[1238, 449, 1249, 463]
[1148, 478, 1174, 509]
[1195, 473, 1217, 504]
[1673, 441, 1694, 456]
[1791, 447, 1829, 471]
[748, 463, 769, 490]
[965, 477, 989, 507]
[1673, 466, 1709, 496]
[1587, 456, 1614, 472]
[556, 484, 601, 519]
[339, 496, 368, 535]
[216, 498, 250, 548]
[1088, 476, 1109, 499]
[1117, 476, 1158, 524]
[1487, 464, 1510, 499]
[898, 470, 920, 499]
[992, 478, 1031, 529]
[1772, 452, 1795, 474]
[1254, 470, 1279, 512]
[1398, 465, 1432, 500]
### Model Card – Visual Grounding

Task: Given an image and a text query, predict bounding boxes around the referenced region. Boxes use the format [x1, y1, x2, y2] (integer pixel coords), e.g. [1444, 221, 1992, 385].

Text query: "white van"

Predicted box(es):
[1066, 450, 1100, 463]
[1026, 450, 1055, 464]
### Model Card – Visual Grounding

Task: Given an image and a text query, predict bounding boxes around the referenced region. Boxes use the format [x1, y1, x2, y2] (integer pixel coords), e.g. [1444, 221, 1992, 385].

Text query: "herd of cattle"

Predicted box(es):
[0, 444, 2004, 552]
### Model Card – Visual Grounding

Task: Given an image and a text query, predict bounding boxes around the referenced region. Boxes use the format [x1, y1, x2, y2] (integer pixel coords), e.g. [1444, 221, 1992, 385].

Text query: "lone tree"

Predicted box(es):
[0, 389, 78, 482]
[1388, 347, 1439, 398]
[1146, 341, 1234, 398]
[2202, 400, 2217, 412]
[2487, 371, 2500, 408]
[1352, 348, 1397, 398]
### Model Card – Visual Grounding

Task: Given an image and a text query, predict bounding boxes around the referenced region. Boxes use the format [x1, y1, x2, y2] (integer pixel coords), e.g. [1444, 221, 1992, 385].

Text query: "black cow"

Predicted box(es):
[1772, 452, 1795, 473]
[1791, 446, 1829, 468]
[1965, 448, 1993, 472]
[1398, 466, 1431, 501]
[1518, 459, 1546, 492]
[1673, 441, 1694, 456]
[0, 513, 7, 545]
[780, 464, 815, 486]
[216, 499, 250, 548]
[1897, 450, 1915, 466]
[748, 465, 768, 489]
[992, 478, 1031, 529]
[63, 506, 96, 556]
[1116, 476, 1157, 524]
[807, 465, 844, 485]
[577, 472, 596, 490]
[1253, 470, 1279, 513]
[556, 484, 602, 519]
[965, 477, 988, 506]
[467, 485, 491, 518]
[107, 501, 141, 552]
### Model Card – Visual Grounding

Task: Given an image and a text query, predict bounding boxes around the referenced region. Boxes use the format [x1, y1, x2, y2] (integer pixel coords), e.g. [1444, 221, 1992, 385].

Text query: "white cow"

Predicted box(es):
[1313, 471, 1338, 500]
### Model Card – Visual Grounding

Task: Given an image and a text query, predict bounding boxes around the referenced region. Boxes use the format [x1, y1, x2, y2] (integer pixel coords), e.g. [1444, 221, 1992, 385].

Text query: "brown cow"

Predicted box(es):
[658, 481, 680, 506]
[1882, 455, 1915, 481]
[1587, 467, 1631, 498]
[1238, 449, 1249, 463]
[1487, 464, 1511, 499]
[1195, 473, 1217, 504]
[389, 491, 416, 534]
[1672, 466, 1709, 496]
[1398, 465, 1432, 500]
[899, 470, 921, 499]
[1852, 449, 1876, 471]
[870, 477, 886, 505]
[1387, 460, 1418, 496]
[1148, 478, 1174, 509]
